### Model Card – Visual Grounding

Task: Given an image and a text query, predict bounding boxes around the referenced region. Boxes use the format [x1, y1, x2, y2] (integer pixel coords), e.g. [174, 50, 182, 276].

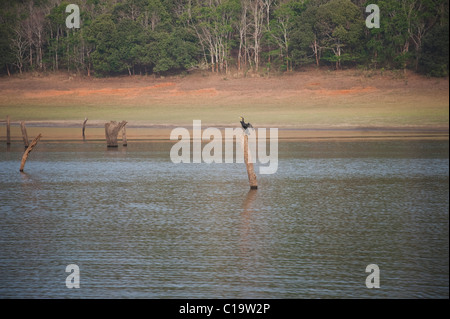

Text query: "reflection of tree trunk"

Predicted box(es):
[243, 189, 258, 211]
[20, 121, 29, 148]
[20, 133, 42, 172]
[239, 188, 258, 269]
[105, 121, 127, 147]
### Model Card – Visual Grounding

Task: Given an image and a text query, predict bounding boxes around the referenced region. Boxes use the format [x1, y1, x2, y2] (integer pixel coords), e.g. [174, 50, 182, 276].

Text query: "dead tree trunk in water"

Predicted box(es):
[122, 125, 128, 146]
[20, 121, 29, 148]
[105, 121, 127, 147]
[82, 117, 88, 140]
[243, 133, 258, 190]
[20, 133, 42, 172]
[6, 115, 11, 145]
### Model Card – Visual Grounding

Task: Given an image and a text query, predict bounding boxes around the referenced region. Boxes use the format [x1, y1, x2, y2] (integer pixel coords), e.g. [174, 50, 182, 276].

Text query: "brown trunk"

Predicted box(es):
[6, 115, 11, 145]
[243, 134, 258, 190]
[20, 121, 29, 148]
[105, 121, 127, 147]
[122, 125, 128, 146]
[20, 133, 42, 172]
[314, 38, 320, 67]
[82, 117, 88, 140]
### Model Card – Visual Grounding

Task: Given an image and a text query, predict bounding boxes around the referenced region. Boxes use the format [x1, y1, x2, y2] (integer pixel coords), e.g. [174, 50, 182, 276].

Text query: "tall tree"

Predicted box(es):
[268, 0, 306, 72]
[246, 0, 266, 72]
[316, 0, 364, 69]
[191, 0, 239, 73]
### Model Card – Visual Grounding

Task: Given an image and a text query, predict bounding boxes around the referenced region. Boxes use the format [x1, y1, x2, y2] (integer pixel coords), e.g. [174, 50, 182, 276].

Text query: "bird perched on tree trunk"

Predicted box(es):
[239, 116, 254, 133]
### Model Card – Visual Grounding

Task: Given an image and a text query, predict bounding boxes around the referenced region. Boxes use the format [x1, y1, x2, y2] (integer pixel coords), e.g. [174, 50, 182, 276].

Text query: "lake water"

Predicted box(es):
[0, 139, 448, 298]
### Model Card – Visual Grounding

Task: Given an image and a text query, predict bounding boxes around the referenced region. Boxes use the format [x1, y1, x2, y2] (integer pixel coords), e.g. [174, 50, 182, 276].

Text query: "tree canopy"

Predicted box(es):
[0, 0, 448, 77]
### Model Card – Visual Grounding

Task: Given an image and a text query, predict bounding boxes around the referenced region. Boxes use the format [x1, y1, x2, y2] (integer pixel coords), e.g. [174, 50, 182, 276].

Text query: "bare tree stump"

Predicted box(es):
[6, 115, 11, 145]
[82, 117, 88, 140]
[243, 133, 258, 190]
[20, 121, 29, 148]
[122, 125, 128, 146]
[105, 121, 127, 147]
[20, 133, 42, 172]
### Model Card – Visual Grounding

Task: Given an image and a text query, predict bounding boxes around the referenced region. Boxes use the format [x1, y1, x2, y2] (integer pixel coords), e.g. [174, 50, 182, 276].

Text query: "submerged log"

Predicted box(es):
[20, 121, 29, 148]
[105, 120, 127, 147]
[82, 117, 88, 140]
[6, 115, 11, 145]
[20, 133, 42, 172]
[243, 133, 258, 190]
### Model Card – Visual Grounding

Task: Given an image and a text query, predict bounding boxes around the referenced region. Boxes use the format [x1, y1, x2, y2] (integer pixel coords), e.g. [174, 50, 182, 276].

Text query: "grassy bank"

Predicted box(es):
[0, 69, 448, 130]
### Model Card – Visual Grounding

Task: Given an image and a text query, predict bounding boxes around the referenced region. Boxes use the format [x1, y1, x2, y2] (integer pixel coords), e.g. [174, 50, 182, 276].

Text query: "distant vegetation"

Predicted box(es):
[0, 0, 448, 77]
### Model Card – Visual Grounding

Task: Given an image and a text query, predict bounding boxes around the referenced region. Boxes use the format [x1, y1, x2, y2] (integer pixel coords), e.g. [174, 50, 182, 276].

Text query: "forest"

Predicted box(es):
[0, 0, 448, 77]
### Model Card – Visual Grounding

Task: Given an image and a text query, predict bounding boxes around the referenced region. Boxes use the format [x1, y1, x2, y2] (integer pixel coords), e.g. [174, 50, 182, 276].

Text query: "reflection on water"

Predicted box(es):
[0, 140, 448, 298]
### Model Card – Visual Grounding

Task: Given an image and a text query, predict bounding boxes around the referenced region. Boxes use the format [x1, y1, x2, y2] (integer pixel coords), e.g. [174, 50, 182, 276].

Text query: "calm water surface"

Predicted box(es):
[0, 139, 448, 298]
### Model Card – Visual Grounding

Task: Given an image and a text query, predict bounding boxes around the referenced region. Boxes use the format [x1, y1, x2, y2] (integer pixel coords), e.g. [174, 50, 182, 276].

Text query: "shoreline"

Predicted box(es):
[1, 122, 448, 142]
[1, 119, 448, 130]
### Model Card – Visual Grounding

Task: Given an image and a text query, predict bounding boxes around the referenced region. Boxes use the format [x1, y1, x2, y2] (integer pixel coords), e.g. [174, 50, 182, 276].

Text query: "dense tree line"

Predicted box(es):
[0, 0, 448, 77]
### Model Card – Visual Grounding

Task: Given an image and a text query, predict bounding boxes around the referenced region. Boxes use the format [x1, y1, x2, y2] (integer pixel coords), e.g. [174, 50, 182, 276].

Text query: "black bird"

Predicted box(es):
[239, 116, 254, 130]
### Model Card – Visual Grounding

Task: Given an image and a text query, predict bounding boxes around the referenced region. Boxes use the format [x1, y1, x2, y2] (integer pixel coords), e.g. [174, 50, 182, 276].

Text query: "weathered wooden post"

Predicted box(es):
[20, 121, 29, 148]
[20, 133, 42, 172]
[6, 115, 11, 145]
[82, 117, 88, 140]
[122, 125, 128, 146]
[243, 133, 258, 190]
[105, 120, 127, 147]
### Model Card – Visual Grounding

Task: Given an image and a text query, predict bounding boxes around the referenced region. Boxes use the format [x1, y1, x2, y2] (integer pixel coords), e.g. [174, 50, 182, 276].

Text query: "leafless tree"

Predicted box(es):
[10, 24, 28, 74]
